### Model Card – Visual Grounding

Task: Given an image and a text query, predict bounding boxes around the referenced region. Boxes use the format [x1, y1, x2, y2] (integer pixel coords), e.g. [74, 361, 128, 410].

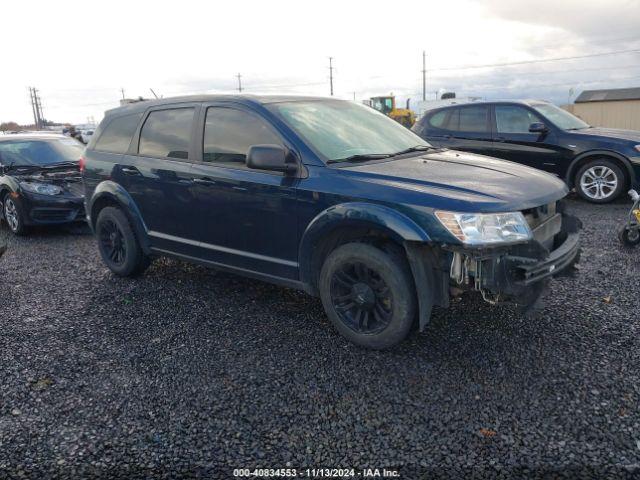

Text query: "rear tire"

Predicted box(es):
[96, 206, 150, 277]
[575, 159, 625, 203]
[318, 242, 416, 350]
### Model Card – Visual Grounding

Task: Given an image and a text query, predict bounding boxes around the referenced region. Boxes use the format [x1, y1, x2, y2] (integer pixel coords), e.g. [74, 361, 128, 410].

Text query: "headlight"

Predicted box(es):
[20, 182, 62, 196]
[435, 211, 532, 245]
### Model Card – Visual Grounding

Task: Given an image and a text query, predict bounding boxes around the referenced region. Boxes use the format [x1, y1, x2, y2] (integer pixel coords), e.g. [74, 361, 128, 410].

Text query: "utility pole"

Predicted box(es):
[236, 73, 243, 93]
[35, 89, 44, 128]
[121, 87, 126, 100]
[329, 57, 334, 96]
[29, 87, 44, 129]
[29, 87, 38, 128]
[422, 51, 427, 102]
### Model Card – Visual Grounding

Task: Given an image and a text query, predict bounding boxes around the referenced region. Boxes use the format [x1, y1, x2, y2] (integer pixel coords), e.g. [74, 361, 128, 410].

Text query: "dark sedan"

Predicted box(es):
[412, 100, 640, 203]
[0, 134, 85, 235]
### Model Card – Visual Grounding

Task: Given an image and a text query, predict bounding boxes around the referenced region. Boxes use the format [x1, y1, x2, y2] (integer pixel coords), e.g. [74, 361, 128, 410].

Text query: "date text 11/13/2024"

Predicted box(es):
[233, 467, 400, 477]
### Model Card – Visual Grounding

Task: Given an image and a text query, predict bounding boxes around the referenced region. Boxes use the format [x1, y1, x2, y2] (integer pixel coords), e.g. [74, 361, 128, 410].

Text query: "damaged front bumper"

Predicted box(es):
[446, 212, 581, 307]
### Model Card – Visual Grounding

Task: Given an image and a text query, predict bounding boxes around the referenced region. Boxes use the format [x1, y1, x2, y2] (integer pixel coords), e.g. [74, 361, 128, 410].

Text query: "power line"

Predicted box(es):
[430, 48, 640, 72]
[432, 63, 640, 81]
[398, 72, 640, 98]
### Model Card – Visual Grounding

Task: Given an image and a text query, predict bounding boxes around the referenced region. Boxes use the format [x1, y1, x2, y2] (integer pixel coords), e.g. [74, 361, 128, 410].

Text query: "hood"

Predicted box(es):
[342, 149, 568, 212]
[16, 166, 84, 198]
[569, 126, 640, 143]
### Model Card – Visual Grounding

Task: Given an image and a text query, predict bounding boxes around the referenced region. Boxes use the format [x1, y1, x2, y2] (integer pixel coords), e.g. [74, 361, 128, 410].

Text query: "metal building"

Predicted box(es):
[564, 87, 640, 131]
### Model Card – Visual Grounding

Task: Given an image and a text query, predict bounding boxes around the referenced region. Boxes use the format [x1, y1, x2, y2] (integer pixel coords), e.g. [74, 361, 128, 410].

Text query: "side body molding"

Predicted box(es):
[298, 202, 431, 289]
[88, 180, 151, 254]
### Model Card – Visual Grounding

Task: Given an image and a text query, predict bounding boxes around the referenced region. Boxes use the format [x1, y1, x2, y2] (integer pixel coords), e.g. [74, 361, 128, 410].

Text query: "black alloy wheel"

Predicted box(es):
[319, 242, 418, 350]
[95, 206, 150, 277]
[99, 218, 127, 266]
[330, 261, 393, 334]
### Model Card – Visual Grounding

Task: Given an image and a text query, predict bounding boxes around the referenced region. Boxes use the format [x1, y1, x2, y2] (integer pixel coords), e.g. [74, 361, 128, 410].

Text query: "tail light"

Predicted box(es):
[79, 156, 86, 174]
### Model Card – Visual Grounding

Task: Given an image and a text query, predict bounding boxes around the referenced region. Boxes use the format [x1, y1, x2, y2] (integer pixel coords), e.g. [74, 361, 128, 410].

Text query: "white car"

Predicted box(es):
[79, 129, 94, 144]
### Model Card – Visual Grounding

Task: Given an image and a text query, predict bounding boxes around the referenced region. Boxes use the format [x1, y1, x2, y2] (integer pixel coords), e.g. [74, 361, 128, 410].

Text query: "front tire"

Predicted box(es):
[96, 206, 150, 277]
[3, 195, 27, 236]
[318, 243, 417, 350]
[575, 159, 625, 203]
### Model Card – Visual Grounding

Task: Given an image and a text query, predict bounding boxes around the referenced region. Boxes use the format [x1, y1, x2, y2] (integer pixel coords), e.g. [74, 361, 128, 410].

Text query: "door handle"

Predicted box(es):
[121, 166, 141, 175]
[192, 177, 217, 185]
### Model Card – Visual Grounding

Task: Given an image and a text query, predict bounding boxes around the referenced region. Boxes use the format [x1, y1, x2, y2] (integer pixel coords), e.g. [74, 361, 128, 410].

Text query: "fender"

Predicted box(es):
[298, 202, 430, 288]
[565, 149, 635, 187]
[88, 180, 151, 254]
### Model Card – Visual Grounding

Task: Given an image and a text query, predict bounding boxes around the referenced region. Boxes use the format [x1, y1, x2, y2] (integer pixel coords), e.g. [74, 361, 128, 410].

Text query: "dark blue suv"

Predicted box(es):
[82, 96, 580, 349]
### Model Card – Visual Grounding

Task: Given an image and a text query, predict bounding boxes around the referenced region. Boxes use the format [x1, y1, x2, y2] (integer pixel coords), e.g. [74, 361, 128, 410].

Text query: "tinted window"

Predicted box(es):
[446, 108, 460, 131]
[203, 108, 282, 165]
[94, 113, 142, 153]
[531, 103, 589, 130]
[459, 106, 489, 132]
[428, 110, 448, 128]
[0, 139, 83, 166]
[139, 108, 194, 160]
[495, 106, 541, 134]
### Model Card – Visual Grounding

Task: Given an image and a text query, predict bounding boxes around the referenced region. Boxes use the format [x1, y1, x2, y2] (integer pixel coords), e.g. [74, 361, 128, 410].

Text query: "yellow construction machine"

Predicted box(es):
[369, 95, 416, 128]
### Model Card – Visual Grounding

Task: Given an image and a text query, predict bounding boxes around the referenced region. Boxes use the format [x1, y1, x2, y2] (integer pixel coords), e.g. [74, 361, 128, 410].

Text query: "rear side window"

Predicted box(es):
[459, 106, 489, 132]
[203, 107, 282, 166]
[428, 110, 448, 128]
[139, 108, 194, 160]
[94, 113, 142, 154]
[446, 108, 460, 131]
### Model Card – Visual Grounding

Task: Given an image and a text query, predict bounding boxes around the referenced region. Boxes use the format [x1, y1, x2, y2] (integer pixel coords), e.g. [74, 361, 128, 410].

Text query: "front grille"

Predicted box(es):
[31, 208, 76, 222]
[522, 201, 561, 249]
[522, 202, 557, 230]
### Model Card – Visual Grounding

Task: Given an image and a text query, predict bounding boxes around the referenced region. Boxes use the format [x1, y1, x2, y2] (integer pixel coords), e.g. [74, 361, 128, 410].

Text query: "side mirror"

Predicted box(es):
[529, 122, 548, 134]
[246, 145, 296, 174]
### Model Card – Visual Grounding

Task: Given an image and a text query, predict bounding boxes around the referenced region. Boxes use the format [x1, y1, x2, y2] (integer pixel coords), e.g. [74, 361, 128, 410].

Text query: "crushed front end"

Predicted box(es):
[14, 167, 85, 225]
[444, 201, 581, 309]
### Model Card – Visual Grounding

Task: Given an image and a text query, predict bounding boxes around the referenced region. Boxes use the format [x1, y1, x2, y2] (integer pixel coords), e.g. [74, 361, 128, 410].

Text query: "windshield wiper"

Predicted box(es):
[1, 161, 78, 174]
[389, 145, 433, 156]
[43, 161, 79, 169]
[3, 164, 40, 173]
[326, 153, 392, 164]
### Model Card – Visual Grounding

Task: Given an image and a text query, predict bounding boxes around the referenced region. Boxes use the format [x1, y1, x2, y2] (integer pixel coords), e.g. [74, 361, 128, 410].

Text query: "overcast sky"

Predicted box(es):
[3, 0, 640, 125]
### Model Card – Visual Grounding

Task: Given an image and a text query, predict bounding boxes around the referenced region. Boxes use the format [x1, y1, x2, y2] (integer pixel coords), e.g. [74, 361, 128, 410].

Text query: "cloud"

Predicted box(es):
[482, 0, 640, 39]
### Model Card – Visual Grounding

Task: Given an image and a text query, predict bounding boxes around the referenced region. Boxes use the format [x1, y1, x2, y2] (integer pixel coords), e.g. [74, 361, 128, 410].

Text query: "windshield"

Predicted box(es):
[531, 103, 590, 130]
[0, 138, 83, 167]
[267, 100, 430, 163]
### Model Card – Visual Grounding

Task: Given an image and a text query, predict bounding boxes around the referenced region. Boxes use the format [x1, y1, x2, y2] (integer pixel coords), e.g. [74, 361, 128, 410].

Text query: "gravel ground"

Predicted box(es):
[0, 197, 639, 479]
